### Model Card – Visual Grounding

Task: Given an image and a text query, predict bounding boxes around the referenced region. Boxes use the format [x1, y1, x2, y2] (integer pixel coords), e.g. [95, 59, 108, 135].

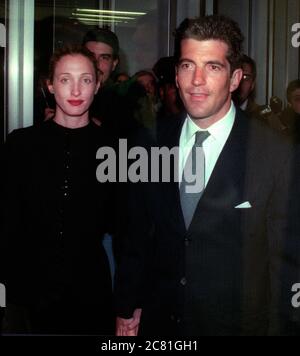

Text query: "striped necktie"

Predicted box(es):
[180, 131, 210, 229]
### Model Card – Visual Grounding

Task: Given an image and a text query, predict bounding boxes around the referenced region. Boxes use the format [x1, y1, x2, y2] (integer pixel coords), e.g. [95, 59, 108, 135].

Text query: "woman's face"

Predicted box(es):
[48, 54, 100, 121]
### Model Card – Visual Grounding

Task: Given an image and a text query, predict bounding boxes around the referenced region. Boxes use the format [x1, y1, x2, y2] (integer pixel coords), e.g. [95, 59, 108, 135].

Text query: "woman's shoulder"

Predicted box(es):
[5, 121, 51, 147]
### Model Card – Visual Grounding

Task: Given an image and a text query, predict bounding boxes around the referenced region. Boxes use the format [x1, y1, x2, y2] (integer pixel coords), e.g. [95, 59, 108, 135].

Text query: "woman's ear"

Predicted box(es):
[47, 79, 54, 94]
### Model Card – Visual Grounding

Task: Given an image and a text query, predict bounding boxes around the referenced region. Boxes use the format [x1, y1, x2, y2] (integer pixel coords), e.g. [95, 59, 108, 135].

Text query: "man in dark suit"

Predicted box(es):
[115, 15, 300, 336]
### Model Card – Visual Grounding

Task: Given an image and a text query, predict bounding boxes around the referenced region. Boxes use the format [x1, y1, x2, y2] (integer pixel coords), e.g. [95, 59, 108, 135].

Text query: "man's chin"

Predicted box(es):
[188, 109, 211, 121]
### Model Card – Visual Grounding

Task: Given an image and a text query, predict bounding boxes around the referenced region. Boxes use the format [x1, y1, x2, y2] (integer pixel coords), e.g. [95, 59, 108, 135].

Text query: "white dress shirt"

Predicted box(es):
[179, 102, 236, 186]
[240, 99, 248, 111]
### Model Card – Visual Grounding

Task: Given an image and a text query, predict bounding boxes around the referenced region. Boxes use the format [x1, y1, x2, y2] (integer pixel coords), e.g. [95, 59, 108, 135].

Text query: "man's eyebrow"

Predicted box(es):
[205, 60, 226, 67]
[178, 59, 226, 67]
[178, 58, 195, 64]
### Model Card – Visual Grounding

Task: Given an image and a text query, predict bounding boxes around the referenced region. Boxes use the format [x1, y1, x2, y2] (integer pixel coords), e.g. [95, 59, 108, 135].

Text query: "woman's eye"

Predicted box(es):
[60, 78, 69, 83]
[83, 78, 92, 84]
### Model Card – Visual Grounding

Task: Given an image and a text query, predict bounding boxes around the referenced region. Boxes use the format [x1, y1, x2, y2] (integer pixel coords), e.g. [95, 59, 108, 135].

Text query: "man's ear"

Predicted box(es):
[112, 58, 119, 72]
[230, 68, 243, 93]
[95, 81, 101, 95]
[175, 67, 179, 89]
[47, 80, 54, 94]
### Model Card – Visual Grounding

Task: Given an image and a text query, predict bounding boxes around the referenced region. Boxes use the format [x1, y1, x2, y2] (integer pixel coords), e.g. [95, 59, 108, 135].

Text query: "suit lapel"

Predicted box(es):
[189, 110, 251, 229]
[159, 110, 252, 234]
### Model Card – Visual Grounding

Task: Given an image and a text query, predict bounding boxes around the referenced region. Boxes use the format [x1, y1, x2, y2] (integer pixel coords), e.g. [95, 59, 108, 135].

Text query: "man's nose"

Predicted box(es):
[192, 66, 206, 86]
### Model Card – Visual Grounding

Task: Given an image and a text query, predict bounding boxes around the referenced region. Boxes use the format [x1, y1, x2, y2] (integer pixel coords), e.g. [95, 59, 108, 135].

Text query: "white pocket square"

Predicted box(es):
[235, 202, 252, 209]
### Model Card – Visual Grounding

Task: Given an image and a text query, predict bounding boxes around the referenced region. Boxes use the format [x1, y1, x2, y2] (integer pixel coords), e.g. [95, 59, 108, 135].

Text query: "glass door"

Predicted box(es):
[33, 0, 173, 122]
[0, 1, 6, 144]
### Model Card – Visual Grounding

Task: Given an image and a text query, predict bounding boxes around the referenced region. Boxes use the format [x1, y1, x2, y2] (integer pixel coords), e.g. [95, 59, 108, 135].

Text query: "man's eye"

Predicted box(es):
[208, 64, 221, 72]
[60, 78, 69, 83]
[99, 54, 112, 61]
[242, 74, 252, 81]
[179, 62, 194, 71]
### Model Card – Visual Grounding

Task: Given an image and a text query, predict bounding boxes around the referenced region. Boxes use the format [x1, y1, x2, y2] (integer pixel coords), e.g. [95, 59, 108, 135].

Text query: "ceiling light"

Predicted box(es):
[72, 13, 134, 20]
[76, 8, 146, 16]
[72, 17, 123, 24]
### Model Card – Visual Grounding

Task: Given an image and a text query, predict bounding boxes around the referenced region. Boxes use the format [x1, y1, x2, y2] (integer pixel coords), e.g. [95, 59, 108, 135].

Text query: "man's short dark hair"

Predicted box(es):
[174, 15, 244, 74]
[82, 27, 119, 58]
[287, 80, 300, 102]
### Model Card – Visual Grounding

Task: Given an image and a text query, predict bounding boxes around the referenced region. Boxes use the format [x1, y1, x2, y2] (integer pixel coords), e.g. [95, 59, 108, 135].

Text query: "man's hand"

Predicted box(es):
[116, 308, 142, 336]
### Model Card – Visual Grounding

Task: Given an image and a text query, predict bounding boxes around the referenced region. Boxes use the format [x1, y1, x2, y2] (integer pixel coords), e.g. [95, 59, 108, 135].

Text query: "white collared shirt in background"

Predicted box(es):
[179, 101, 236, 186]
[240, 99, 248, 111]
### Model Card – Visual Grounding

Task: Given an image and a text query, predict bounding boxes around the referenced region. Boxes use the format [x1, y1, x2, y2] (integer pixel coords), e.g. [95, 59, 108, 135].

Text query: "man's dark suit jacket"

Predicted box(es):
[115, 108, 300, 336]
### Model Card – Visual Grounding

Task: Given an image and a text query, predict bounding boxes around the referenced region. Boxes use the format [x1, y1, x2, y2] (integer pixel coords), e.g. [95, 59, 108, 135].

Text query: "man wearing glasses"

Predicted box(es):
[232, 54, 262, 117]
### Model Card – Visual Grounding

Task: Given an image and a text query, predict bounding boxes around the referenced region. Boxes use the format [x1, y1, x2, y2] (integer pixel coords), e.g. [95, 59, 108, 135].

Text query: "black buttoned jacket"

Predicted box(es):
[115, 109, 300, 336]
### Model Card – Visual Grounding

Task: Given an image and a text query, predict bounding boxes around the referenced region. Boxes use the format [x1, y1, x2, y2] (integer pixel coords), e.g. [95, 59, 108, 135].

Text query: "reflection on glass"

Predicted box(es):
[113, 0, 169, 75]
[0, 2, 5, 143]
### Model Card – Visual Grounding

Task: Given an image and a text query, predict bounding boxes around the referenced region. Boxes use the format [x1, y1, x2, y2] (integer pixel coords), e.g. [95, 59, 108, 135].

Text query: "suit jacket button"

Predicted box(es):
[170, 315, 181, 323]
[185, 238, 191, 247]
[180, 277, 187, 286]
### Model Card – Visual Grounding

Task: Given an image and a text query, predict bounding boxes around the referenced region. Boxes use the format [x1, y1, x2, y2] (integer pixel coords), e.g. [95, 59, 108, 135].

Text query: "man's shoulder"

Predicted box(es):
[236, 108, 295, 164]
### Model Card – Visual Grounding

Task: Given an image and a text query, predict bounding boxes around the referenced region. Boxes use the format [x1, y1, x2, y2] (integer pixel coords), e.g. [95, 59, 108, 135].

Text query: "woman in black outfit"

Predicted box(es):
[1, 45, 114, 335]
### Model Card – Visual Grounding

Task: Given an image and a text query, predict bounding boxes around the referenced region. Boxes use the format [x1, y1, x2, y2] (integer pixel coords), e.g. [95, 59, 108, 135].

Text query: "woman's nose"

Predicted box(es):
[71, 82, 81, 96]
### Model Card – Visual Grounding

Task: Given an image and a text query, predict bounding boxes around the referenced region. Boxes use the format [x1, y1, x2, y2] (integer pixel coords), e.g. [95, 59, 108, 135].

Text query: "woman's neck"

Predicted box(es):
[53, 114, 90, 129]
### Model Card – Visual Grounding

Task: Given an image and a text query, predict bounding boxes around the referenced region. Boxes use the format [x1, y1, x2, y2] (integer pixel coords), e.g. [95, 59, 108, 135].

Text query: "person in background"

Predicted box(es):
[153, 56, 185, 122]
[82, 27, 119, 85]
[115, 72, 130, 84]
[233, 54, 284, 131]
[232, 54, 261, 116]
[129, 70, 160, 136]
[1, 45, 114, 335]
[115, 15, 300, 336]
[133, 70, 157, 97]
[280, 79, 300, 142]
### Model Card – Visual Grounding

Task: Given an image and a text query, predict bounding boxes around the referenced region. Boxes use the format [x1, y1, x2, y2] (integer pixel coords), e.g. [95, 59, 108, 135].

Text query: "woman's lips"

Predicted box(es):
[67, 100, 84, 106]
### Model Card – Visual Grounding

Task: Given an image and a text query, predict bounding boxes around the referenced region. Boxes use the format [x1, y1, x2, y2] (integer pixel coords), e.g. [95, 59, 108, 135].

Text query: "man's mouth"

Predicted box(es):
[189, 93, 209, 101]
